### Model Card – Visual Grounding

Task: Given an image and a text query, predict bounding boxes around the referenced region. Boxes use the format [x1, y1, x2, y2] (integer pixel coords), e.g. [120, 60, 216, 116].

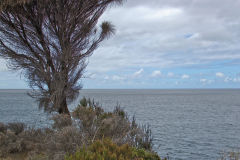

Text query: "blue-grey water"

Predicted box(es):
[0, 89, 240, 160]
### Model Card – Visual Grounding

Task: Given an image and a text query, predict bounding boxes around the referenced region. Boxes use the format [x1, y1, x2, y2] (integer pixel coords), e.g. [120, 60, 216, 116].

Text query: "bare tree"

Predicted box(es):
[0, 0, 123, 114]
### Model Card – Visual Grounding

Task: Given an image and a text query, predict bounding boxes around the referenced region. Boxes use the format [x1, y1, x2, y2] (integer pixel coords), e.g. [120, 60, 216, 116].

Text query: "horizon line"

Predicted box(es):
[0, 88, 240, 90]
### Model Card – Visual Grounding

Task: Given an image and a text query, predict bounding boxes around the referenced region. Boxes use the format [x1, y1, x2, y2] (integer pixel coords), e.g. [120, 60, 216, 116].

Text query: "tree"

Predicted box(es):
[0, 0, 123, 114]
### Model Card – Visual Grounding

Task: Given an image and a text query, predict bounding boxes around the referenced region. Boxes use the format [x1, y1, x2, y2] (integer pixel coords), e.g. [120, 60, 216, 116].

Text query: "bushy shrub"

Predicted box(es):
[44, 126, 84, 160]
[72, 98, 153, 150]
[219, 151, 240, 160]
[19, 128, 53, 153]
[0, 126, 55, 158]
[0, 130, 23, 157]
[0, 123, 7, 133]
[7, 123, 25, 135]
[65, 138, 162, 160]
[51, 114, 72, 130]
[113, 105, 126, 118]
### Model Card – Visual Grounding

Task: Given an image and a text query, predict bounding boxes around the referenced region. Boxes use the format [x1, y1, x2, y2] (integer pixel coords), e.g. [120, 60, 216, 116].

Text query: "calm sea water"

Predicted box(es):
[0, 89, 240, 160]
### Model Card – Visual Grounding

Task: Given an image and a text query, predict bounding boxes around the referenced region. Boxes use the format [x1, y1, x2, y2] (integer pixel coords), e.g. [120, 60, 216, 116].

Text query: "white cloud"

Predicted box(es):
[233, 78, 240, 83]
[216, 72, 224, 78]
[181, 74, 190, 79]
[224, 77, 231, 82]
[88, 73, 97, 79]
[167, 72, 174, 77]
[112, 75, 125, 81]
[133, 68, 144, 78]
[151, 70, 162, 77]
[200, 79, 207, 83]
[223, 76, 240, 83]
[200, 79, 213, 84]
[187, 33, 201, 40]
[104, 75, 110, 80]
[142, 7, 183, 20]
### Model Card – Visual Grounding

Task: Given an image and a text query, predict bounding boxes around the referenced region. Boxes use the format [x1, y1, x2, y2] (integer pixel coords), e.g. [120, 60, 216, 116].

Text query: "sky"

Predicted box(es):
[1, 0, 240, 89]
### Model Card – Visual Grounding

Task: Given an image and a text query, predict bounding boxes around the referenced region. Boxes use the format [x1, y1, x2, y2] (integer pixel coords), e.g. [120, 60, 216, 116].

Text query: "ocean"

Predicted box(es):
[0, 89, 240, 160]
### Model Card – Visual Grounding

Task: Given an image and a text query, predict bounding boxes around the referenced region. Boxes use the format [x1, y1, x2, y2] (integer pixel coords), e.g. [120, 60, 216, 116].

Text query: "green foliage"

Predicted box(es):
[80, 97, 88, 107]
[113, 105, 126, 118]
[65, 139, 162, 160]
[79, 97, 101, 109]
[27, 153, 48, 160]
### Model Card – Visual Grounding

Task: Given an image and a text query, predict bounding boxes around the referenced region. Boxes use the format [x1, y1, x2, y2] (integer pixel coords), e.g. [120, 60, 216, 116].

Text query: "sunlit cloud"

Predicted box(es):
[200, 79, 214, 84]
[167, 72, 174, 77]
[151, 70, 162, 77]
[133, 68, 144, 78]
[112, 75, 125, 81]
[216, 72, 224, 78]
[181, 74, 190, 79]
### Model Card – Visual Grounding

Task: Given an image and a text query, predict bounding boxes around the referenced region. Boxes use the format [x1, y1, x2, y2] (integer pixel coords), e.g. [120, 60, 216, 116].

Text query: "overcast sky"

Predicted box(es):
[1, 0, 240, 89]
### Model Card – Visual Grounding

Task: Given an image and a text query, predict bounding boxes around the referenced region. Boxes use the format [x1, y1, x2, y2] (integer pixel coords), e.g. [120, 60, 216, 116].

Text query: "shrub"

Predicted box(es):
[72, 98, 153, 150]
[0, 123, 7, 133]
[219, 151, 240, 160]
[113, 105, 126, 118]
[80, 97, 88, 107]
[44, 126, 84, 160]
[19, 128, 51, 153]
[65, 138, 163, 160]
[0, 130, 22, 157]
[7, 123, 25, 135]
[0, 127, 51, 158]
[51, 114, 72, 130]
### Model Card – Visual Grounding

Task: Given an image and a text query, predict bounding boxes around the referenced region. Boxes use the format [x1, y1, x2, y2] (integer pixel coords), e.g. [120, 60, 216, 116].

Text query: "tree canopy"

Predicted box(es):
[0, 0, 123, 114]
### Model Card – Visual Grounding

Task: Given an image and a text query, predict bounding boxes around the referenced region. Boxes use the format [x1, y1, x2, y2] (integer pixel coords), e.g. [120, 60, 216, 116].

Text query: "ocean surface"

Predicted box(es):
[0, 89, 240, 160]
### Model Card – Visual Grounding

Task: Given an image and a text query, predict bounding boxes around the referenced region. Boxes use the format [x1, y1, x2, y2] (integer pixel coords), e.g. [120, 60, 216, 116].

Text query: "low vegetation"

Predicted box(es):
[65, 138, 163, 160]
[0, 97, 162, 160]
[219, 151, 240, 160]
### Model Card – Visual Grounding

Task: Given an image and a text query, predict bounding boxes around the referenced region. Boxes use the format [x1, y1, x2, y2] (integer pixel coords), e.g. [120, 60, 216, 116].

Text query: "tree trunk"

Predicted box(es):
[58, 97, 70, 115]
